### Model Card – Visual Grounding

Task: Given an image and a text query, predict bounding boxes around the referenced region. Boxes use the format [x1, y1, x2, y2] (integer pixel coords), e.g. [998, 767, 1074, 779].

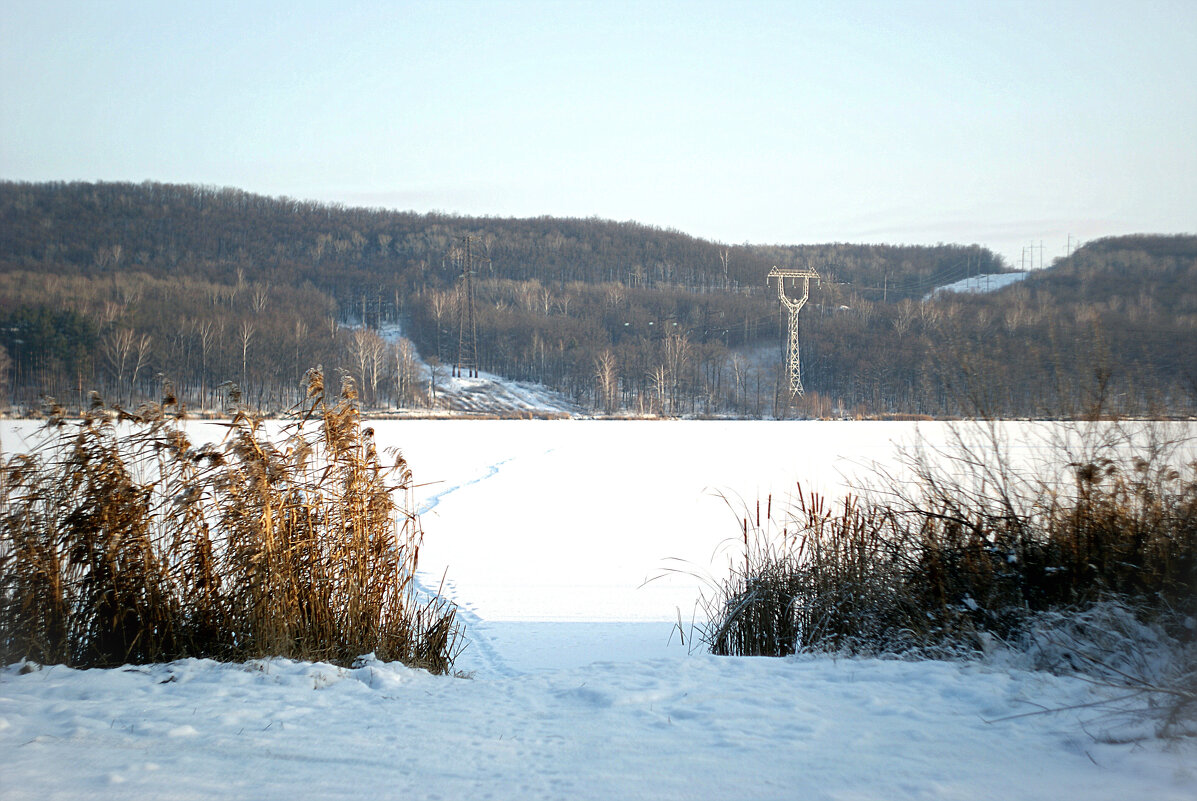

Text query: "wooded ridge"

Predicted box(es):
[0, 181, 1193, 417]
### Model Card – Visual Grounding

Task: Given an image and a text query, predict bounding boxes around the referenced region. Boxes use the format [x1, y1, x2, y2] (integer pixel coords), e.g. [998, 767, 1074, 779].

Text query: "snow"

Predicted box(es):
[429, 369, 582, 416]
[4, 655, 1192, 800]
[927, 271, 1028, 298]
[372, 321, 582, 416]
[2, 419, 1195, 799]
[399, 420, 921, 629]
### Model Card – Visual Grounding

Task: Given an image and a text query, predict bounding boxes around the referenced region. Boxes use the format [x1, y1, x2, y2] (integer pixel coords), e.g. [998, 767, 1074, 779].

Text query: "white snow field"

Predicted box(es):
[2, 420, 1195, 800]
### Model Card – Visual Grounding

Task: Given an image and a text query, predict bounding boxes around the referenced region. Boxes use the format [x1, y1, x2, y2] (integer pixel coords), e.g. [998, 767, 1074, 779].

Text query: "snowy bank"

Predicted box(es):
[3, 654, 1193, 801]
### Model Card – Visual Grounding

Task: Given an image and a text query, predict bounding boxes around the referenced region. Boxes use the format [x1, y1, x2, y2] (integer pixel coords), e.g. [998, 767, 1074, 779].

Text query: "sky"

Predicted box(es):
[2, 0, 1194, 270]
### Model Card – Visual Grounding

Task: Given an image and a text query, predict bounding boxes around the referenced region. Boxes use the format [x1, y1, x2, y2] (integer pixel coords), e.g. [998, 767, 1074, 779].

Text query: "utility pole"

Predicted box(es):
[768, 265, 820, 402]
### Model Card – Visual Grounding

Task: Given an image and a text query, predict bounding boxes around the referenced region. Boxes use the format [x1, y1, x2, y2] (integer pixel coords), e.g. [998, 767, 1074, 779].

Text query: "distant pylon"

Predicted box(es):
[454, 236, 479, 378]
[768, 265, 820, 399]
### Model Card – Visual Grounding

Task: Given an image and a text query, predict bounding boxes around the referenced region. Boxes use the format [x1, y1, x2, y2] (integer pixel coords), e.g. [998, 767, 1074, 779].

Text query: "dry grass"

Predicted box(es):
[0, 368, 461, 672]
[698, 489, 929, 657]
[698, 421, 1197, 661]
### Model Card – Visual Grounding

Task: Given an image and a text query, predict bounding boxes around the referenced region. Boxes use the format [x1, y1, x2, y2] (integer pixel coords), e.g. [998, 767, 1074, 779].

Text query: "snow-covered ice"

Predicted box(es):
[2, 419, 1194, 799]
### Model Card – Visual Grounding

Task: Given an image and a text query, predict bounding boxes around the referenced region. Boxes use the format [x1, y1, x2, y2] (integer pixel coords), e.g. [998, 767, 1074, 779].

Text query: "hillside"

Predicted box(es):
[0, 181, 1003, 299]
[0, 181, 1193, 418]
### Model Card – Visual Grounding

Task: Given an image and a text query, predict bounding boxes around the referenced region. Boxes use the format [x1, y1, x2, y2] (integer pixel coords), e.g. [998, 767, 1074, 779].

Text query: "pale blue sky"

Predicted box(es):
[2, 0, 1194, 268]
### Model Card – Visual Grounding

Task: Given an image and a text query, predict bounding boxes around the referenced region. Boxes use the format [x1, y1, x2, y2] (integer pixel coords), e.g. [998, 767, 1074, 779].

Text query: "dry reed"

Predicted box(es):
[0, 369, 461, 672]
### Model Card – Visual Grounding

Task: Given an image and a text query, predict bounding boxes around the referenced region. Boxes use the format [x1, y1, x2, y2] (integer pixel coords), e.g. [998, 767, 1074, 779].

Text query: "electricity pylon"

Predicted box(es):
[768, 265, 820, 399]
[453, 235, 483, 378]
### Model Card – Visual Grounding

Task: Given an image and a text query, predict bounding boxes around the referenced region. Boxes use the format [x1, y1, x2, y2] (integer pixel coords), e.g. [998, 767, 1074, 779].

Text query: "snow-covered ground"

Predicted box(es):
[427, 369, 582, 417]
[2, 420, 1194, 799]
[372, 321, 582, 417]
[6, 653, 1190, 801]
[406, 420, 873, 623]
[927, 271, 1028, 298]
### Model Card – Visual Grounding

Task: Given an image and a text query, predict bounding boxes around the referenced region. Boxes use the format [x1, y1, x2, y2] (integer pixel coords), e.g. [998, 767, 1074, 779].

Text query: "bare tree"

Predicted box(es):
[663, 333, 692, 415]
[918, 299, 943, 329]
[0, 343, 11, 408]
[130, 333, 153, 402]
[252, 284, 270, 314]
[394, 338, 420, 407]
[557, 292, 573, 317]
[649, 364, 669, 416]
[350, 328, 386, 407]
[195, 319, 216, 410]
[239, 320, 255, 394]
[893, 299, 916, 337]
[594, 349, 619, 414]
[102, 328, 135, 402]
[731, 353, 747, 413]
[368, 333, 387, 407]
[292, 319, 308, 399]
[100, 301, 122, 327]
[428, 290, 452, 363]
[605, 284, 625, 308]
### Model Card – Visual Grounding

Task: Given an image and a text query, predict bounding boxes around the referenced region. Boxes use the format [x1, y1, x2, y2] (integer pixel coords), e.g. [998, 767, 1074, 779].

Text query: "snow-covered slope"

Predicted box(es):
[927, 271, 1028, 298]
[372, 322, 582, 417]
[429, 370, 582, 416]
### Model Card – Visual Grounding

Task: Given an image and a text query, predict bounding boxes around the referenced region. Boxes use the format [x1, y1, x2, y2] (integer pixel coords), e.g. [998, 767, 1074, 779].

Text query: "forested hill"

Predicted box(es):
[0, 180, 1192, 418]
[0, 181, 1003, 301]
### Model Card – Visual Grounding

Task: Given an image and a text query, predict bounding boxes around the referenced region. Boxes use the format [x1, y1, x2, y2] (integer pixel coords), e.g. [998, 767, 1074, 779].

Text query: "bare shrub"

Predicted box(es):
[696, 421, 1196, 671]
[998, 600, 1197, 741]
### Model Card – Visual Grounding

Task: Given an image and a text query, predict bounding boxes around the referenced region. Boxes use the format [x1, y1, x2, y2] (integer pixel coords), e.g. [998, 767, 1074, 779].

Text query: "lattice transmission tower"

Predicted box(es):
[768, 265, 821, 399]
[452, 235, 488, 378]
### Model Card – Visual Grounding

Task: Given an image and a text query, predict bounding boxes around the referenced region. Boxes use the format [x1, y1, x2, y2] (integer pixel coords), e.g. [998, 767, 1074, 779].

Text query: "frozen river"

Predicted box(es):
[3, 417, 1192, 674]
